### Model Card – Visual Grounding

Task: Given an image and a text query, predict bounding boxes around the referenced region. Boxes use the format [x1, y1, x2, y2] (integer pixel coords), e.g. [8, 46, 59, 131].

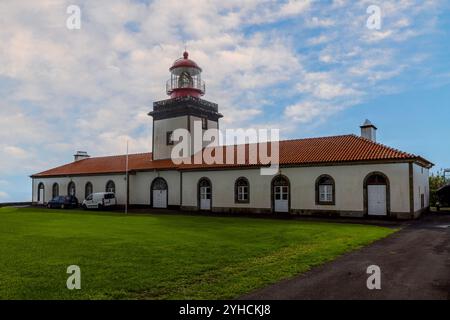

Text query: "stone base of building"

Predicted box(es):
[29, 203, 426, 220]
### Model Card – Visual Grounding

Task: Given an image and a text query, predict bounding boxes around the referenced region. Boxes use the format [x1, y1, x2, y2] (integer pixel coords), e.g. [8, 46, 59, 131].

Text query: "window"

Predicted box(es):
[316, 175, 335, 205]
[152, 178, 168, 190]
[198, 178, 212, 201]
[166, 131, 174, 145]
[366, 174, 387, 185]
[106, 180, 115, 193]
[52, 183, 59, 199]
[67, 181, 76, 197]
[178, 71, 193, 88]
[319, 185, 333, 202]
[201, 117, 208, 130]
[85, 182, 93, 199]
[235, 177, 250, 203]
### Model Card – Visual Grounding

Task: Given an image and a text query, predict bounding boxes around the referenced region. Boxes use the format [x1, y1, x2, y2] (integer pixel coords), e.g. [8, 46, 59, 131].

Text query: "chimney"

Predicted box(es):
[74, 151, 90, 162]
[360, 119, 377, 142]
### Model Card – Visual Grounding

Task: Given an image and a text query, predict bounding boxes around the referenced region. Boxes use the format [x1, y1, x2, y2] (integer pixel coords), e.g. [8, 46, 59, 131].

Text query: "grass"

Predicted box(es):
[0, 207, 396, 300]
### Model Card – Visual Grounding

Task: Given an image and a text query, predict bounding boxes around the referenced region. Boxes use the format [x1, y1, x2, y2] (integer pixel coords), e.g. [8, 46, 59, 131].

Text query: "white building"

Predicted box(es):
[31, 52, 433, 219]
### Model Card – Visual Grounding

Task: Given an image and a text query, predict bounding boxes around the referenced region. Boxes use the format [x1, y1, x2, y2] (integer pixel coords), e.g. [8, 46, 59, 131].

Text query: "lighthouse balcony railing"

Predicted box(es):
[166, 78, 205, 95]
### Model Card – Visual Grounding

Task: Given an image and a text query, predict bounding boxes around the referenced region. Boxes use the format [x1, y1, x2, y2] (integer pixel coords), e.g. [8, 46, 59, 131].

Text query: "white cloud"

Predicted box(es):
[0, 191, 10, 201]
[3, 146, 28, 159]
[284, 102, 323, 123]
[0, 0, 445, 190]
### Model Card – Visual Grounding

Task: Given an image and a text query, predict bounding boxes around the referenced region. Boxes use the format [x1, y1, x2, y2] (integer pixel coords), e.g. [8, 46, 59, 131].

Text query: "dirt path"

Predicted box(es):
[242, 213, 450, 300]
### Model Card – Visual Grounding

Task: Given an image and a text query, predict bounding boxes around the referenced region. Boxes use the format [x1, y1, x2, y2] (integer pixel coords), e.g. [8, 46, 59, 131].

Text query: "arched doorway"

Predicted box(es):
[52, 183, 59, 199]
[37, 183, 45, 204]
[85, 182, 93, 199]
[151, 178, 168, 208]
[364, 172, 390, 216]
[272, 175, 290, 213]
[67, 181, 76, 197]
[198, 178, 212, 211]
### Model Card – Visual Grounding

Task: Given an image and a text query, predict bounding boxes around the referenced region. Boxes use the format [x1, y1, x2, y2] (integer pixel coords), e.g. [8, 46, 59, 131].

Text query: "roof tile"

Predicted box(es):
[32, 135, 432, 177]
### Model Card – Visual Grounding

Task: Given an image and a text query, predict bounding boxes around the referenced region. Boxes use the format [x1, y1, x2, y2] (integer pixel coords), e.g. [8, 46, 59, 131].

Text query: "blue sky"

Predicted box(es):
[0, 0, 449, 201]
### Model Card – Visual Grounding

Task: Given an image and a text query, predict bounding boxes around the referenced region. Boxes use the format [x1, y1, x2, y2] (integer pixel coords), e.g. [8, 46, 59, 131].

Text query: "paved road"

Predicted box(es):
[242, 213, 450, 300]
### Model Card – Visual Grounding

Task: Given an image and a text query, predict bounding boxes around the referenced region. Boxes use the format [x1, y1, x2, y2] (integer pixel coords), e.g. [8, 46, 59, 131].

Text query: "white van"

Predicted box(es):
[82, 192, 117, 209]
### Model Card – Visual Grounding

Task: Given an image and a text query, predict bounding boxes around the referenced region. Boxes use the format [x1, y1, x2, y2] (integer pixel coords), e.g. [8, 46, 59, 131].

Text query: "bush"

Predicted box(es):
[430, 189, 439, 207]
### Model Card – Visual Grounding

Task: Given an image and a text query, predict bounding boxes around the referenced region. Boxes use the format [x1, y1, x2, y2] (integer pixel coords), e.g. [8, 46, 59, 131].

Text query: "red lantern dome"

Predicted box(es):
[166, 51, 205, 98]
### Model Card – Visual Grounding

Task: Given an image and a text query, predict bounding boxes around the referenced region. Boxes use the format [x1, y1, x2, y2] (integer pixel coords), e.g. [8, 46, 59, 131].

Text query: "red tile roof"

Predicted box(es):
[32, 135, 432, 177]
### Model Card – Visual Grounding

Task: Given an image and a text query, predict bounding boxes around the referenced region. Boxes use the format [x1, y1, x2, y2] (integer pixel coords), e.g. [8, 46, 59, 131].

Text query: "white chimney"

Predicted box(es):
[360, 119, 377, 142]
[74, 151, 90, 162]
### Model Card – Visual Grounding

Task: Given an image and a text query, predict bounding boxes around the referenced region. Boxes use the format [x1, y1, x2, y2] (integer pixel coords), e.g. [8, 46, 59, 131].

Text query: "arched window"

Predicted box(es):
[52, 183, 59, 199]
[105, 180, 116, 193]
[151, 178, 168, 190]
[67, 181, 76, 197]
[85, 182, 93, 199]
[366, 173, 387, 185]
[37, 183, 45, 203]
[316, 175, 335, 205]
[235, 177, 250, 203]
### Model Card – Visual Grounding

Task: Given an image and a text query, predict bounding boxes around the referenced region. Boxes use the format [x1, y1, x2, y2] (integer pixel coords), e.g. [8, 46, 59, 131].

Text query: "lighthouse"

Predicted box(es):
[167, 51, 205, 98]
[149, 52, 223, 161]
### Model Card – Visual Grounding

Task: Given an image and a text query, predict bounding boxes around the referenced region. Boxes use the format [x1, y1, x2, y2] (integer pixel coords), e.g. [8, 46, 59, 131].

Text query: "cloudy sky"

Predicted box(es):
[1, 0, 449, 201]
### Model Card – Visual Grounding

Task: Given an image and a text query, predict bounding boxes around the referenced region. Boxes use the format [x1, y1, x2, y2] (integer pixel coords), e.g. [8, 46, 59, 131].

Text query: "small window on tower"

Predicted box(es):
[202, 117, 208, 130]
[166, 131, 174, 145]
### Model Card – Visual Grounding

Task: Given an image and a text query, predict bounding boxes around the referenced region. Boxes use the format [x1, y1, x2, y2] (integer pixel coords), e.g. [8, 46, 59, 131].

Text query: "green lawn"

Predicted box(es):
[0, 207, 396, 300]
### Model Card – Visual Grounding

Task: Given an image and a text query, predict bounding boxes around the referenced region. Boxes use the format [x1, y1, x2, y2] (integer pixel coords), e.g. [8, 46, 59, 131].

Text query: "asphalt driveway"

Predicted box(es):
[242, 213, 450, 300]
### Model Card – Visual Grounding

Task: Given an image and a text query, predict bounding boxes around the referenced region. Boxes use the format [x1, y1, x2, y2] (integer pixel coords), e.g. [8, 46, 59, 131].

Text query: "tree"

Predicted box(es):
[430, 170, 446, 190]
[429, 170, 447, 207]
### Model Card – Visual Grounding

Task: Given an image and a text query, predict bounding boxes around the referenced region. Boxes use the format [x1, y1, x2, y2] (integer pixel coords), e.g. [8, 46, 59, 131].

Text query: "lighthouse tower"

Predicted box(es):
[149, 52, 223, 161]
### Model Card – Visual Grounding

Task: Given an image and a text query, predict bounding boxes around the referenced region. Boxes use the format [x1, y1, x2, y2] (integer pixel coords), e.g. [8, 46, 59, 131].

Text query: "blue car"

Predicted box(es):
[47, 196, 79, 209]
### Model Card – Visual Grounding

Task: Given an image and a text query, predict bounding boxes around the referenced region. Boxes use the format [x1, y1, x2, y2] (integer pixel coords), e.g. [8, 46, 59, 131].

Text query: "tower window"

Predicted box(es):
[201, 117, 208, 130]
[166, 131, 174, 145]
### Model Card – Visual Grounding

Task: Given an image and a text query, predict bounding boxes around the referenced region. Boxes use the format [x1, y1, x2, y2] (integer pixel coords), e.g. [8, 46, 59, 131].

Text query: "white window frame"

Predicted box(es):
[319, 184, 333, 203]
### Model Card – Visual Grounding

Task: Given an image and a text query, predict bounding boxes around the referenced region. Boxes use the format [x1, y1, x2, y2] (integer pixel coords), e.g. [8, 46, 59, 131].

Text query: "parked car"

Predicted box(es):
[47, 196, 79, 209]
[82, 192, 117, 210]
[436, 184, 450, 211]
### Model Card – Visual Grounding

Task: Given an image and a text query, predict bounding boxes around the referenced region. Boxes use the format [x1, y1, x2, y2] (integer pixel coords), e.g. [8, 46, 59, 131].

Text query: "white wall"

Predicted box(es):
[285, 163, 410, 213]
[181, 162, 411, 214]
[153, 116, 219, 161]
[32, 174, 127, 204]
[413, 164, 430, 211]
[153, 116, 188, 160]
[181, 169, 272, 209]
[130, 170, 180, 206]
[189, 116, 219, 153]
[32, 162, 415, 215]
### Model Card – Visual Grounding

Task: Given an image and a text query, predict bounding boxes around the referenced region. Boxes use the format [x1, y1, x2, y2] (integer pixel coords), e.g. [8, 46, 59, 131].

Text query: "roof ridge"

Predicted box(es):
[350, 134, 416, 157]
[211, 134, 356, 148]
[279, 134, 354, 143]
[86, 152, 152, 160]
